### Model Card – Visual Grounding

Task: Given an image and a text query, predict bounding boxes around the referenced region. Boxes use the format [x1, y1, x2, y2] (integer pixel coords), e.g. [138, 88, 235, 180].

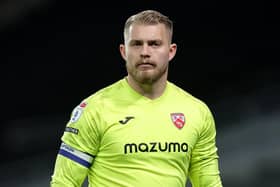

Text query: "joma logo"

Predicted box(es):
[119, 116, 135, 124]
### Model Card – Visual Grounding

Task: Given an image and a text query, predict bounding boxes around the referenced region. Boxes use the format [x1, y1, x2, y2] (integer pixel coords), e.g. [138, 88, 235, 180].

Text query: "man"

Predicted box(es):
[50, 9, 223, 187]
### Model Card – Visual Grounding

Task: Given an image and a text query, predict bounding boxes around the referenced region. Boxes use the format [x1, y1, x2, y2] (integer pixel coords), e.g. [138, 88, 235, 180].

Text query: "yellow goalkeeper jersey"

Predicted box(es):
[51, 78, 222, 187]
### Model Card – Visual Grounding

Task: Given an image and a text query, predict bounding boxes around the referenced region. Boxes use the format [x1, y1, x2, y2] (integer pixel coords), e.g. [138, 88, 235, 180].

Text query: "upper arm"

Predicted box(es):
[50, 143, 94, 187]
[51, 100, 100, 186]
[189, 107, 222, 187]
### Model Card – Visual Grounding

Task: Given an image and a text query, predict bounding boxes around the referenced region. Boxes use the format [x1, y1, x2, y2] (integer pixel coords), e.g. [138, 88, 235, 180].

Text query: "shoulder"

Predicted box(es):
[75, 79, 125, 110]
[167, 81, 212, 114]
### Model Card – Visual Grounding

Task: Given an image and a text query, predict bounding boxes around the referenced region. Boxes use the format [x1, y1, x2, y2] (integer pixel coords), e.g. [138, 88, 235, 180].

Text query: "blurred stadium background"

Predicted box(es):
[1, 0, 279, 186]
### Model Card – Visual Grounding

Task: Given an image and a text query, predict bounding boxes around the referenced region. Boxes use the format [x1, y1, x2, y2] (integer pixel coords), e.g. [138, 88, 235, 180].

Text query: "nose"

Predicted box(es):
[140, 44, 150, 58]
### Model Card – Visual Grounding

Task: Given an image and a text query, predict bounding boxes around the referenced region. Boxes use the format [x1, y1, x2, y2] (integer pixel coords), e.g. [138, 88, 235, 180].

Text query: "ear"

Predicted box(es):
[168, 43, 177, 61]
[119, 44, 127, 61]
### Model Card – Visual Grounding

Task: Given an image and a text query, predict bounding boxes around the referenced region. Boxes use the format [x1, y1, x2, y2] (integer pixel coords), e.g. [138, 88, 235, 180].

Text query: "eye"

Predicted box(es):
[149, 41, 161, 47]
[130, 40, 142, 46]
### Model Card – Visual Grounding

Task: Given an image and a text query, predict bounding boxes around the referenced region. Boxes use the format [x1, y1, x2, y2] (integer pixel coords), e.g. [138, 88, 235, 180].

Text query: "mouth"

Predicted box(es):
[137, 61, 155, 67]
[137, 63, 155, 70]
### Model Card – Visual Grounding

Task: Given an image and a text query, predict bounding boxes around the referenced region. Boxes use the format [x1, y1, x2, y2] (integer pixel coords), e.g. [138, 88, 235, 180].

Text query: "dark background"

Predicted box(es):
[1, 0, 279, 186]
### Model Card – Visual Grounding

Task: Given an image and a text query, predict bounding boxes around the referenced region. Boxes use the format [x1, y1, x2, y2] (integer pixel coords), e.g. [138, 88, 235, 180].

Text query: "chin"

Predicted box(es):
[137, 74, 156, 84]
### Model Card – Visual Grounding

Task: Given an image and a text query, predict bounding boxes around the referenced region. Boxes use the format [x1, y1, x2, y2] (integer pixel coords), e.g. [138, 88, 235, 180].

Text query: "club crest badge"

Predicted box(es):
[170, 113, 185, 129]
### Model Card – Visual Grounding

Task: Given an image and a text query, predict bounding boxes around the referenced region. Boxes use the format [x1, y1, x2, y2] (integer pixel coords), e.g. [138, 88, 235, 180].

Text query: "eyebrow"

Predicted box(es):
[129, 39, 162, 45]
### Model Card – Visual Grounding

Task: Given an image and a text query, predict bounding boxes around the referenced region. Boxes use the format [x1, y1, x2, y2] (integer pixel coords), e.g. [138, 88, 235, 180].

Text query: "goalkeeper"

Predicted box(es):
[50, 9, 223, 187]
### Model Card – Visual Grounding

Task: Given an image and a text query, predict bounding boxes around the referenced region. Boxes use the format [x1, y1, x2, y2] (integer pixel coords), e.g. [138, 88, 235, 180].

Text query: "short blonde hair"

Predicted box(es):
[123, 10, 173, 42]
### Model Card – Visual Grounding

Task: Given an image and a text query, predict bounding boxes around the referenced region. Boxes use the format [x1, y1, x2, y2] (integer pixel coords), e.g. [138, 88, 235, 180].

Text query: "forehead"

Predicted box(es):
[126, 23, 170, 41]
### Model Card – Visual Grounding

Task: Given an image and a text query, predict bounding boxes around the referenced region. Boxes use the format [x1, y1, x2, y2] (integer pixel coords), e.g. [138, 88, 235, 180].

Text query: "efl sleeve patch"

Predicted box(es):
[69, 101, 87, 123]
[59, 142, 94, 168]
[70, 107, 83, 123]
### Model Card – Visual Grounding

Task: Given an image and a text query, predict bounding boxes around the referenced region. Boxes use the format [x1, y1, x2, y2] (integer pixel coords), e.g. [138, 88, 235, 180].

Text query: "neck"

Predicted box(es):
[126, 75, 167, 99]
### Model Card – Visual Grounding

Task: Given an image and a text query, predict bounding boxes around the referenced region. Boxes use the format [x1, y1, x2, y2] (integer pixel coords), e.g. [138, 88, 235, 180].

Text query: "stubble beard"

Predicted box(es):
[127, 62, 168, 85]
